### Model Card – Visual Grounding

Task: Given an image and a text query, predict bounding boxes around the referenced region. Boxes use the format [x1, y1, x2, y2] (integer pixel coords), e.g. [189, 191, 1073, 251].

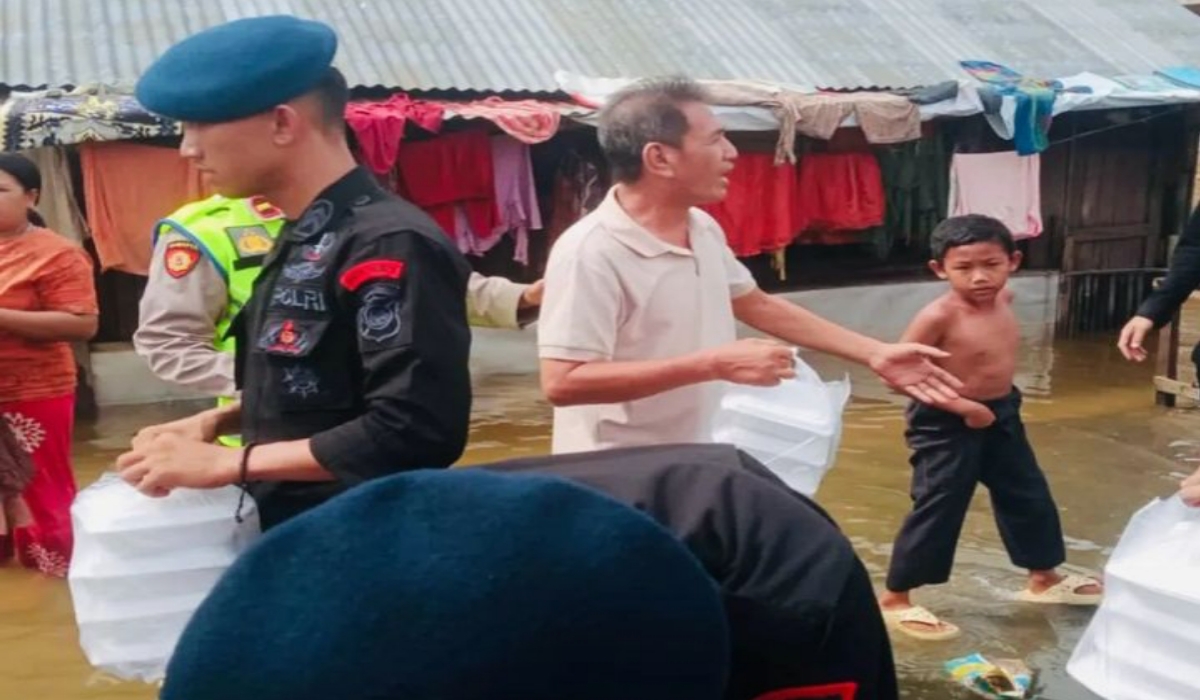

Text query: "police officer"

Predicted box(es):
[134, 194, 543, 447]
[116, 15, 474, 529]
[134, 195, 284, 448]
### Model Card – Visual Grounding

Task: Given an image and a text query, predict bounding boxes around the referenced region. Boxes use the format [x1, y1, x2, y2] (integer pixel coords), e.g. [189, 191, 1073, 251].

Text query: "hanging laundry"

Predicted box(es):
[794, 93, 923, 145]
[893, 81, 960, 106]
[396, 129, 498, 242]
[458, 135, 542, 264]
[80, 142, 211, 274]
[948, 151, 1043, 240]
[961, 60, 1029, 85]
[960, 60, 1092, 156]
[795, 152, 886, 233]
[18, 147, 89, 244]
[793, 228, 893, 264]
[0, 87, 181, 151]
[545, 152, 604, 251]
[562, 74, 921, 163]
[345, 94, 444, 175]
[433, 97, 562, 144]
[698, 81, 922, 164]
[699, 152, 799, 257]
[1157, 66, 1200, 89]
[876, 126, 951, 254]
[1116, 73, 1197, 94]
[699, 81, 809, 164]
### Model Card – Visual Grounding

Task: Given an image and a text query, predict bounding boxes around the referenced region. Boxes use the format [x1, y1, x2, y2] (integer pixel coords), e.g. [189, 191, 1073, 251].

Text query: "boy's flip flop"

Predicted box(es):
[1016, 573, 1103, 605]
[881, 605, 961, 641]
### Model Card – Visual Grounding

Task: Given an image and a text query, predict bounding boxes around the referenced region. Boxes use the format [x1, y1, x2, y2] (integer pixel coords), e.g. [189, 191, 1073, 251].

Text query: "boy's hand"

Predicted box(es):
[868, 342, 964, 405]
[964, 405, 996, 429]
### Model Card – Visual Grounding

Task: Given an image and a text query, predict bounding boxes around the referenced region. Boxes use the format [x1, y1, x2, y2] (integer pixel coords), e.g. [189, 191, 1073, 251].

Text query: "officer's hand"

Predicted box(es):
[116, 434, 240, 498]
[131, 412, 219, 451]
[1117, 316, 1155, 362]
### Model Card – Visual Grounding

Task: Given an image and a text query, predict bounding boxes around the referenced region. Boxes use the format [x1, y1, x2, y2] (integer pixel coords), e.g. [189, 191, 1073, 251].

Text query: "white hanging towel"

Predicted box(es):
[948, 151, 1043, 239]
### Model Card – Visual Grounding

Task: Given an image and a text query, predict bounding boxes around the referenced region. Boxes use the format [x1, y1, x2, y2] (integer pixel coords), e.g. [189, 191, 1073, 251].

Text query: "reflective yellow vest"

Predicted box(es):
[154, 195, 285, 446]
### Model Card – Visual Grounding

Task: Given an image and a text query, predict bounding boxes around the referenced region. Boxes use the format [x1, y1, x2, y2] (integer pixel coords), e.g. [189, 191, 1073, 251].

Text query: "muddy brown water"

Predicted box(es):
[1, 333, 1193, 699]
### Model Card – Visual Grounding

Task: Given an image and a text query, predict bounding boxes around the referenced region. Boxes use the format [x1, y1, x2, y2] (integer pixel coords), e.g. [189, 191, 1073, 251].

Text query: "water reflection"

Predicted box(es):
[1, 332, 1194, 699]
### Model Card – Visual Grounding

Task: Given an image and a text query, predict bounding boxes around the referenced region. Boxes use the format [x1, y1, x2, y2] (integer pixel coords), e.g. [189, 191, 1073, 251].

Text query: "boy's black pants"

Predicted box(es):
[886, 389, 1066, 592]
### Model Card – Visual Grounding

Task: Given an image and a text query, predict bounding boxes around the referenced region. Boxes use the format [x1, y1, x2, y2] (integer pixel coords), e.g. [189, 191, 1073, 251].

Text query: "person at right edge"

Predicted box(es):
[1117, 203, 1200, 509]
[880, 215, 1103, 641]
[114, 16, 472, 530]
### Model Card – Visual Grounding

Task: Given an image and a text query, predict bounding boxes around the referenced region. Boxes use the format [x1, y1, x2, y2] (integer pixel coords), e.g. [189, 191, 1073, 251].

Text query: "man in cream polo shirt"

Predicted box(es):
[539, 77, 964, 455]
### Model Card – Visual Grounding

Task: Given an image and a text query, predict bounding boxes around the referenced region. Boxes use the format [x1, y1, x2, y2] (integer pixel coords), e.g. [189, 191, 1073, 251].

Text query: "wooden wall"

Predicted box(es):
[1036, 106, 1200, 333]
[1039, 108, 1195, 273]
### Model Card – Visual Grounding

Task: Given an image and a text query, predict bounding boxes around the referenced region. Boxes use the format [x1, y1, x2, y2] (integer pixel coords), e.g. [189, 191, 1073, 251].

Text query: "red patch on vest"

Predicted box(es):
[248, 195, 285, 221]
[268, 320, 301, 353]
[339, 260, 406, 292]
[164, 241, 201, 279]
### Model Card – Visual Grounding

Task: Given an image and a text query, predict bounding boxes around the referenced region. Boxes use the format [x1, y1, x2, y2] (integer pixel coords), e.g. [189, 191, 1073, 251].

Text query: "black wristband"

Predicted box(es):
[239, 442, 258, 485]
[234, 442, 259, 524]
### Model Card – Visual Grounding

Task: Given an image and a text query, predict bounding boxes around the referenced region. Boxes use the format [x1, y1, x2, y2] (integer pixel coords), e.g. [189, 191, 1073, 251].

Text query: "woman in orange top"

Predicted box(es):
[0, 153, 98, 576]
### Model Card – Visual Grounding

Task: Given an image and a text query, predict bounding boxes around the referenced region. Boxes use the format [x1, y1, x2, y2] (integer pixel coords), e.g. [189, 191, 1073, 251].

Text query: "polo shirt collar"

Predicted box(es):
[597, 187, 694, 258]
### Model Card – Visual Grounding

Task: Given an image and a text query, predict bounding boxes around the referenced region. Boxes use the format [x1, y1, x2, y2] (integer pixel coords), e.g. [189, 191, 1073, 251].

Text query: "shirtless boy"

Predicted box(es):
[879, 214, 1103, 641]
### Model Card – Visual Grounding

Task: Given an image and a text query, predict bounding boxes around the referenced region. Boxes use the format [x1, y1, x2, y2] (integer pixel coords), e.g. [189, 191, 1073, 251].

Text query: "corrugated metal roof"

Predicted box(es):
[5, 0, 1200, 92]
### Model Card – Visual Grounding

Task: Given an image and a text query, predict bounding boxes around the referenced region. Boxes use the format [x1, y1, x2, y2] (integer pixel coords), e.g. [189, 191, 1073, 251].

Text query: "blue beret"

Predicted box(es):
[135, 15, 337, 123]
[161, 469, 730, 700]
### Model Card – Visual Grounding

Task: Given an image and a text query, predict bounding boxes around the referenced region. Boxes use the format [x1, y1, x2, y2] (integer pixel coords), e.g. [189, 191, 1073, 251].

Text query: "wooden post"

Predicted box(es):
[1152, 281, 1200, 407]
[1156, 303, 1182, 407]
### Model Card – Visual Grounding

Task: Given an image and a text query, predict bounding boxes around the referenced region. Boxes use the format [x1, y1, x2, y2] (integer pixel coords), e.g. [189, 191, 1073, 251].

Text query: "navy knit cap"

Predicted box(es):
[161, 469, 730, 700]
[135, 15, 338, 123]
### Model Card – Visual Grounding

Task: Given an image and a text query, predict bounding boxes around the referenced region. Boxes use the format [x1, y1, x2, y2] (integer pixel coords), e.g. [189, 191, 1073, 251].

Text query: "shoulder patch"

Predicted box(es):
[164, 241, 202, 279]
[225, 225, 276, 258]
[357, 283, 404, 345]
[340, 259, 406, 292]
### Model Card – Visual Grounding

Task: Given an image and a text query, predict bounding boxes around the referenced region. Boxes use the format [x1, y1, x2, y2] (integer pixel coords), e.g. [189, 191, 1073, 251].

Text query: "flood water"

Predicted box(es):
[1, 331, 1195, 699]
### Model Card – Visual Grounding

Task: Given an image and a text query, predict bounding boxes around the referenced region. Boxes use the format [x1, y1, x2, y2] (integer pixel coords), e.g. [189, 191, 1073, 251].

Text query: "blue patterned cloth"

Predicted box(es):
[961, 60, 1093, 155]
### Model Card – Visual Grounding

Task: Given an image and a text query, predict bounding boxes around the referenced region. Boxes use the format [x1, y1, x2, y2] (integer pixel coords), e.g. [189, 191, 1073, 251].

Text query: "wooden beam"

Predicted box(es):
[1067, 225, 1153, 243]
[1155, 375, 1199, 404]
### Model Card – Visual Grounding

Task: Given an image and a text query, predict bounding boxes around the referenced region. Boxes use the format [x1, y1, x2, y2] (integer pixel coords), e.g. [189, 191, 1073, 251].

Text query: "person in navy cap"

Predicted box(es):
[159, 468, 731, 700]
[115, 15, 474, 529]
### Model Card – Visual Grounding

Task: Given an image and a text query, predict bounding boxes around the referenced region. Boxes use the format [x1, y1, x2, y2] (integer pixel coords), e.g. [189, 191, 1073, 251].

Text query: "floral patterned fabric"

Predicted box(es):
[0, 395, 78, 577]
[0, 86, 179, 151]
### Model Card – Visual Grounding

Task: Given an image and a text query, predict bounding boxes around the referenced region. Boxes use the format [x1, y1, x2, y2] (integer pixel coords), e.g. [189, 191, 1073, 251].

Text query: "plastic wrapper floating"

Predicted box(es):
[946, 653, 1033, 699]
